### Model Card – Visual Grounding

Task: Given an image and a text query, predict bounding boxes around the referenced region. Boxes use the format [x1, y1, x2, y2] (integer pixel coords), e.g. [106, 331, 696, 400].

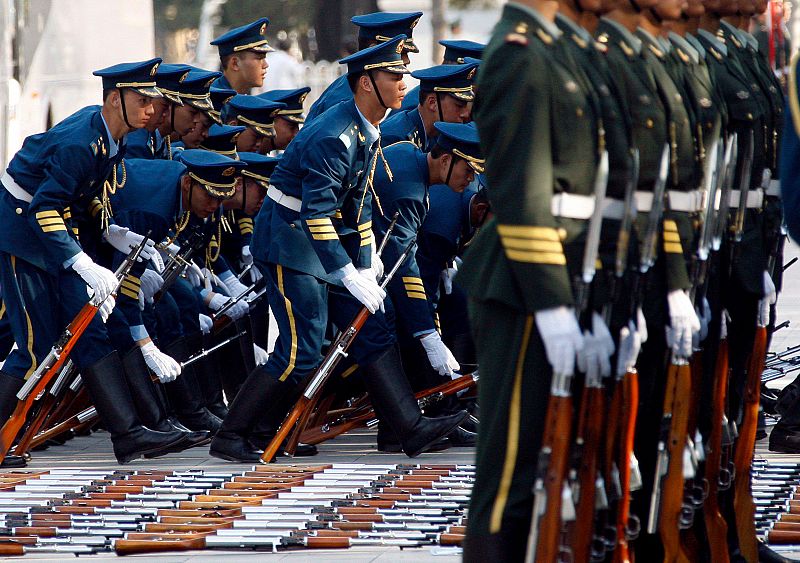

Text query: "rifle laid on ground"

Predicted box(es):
[0, 234, 152, 464]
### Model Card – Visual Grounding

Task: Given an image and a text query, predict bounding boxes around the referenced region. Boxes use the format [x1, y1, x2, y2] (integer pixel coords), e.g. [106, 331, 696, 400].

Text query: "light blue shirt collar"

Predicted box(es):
[508, 2, 562, 39]
[555, 13, 591, 44]
[698, 29, 728, 56]
[685, 33, 706, 59]
[669, 31, 699, 64]
[601, 17, 642, 55]
[99, 112, 119, 158]
[356, 104, 380, 147]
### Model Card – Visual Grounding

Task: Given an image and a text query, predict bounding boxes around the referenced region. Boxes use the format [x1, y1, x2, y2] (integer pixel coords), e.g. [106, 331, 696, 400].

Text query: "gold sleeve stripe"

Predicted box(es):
[406, 290, 428, 300]
[504, 249, 567, 265]
[358, 221, 373, 232]
[404, 281, 425, 290]
[308, 225, 337, 233]
[35, 210, 61, 219]
[123, 275, 141, 286]
[306, 218, 333, 226]
[664, 242, 684, 254]
[500, 238, 563, 253]
[497, 224, 560, 241]
[333, 211, 343, 219]
[238, 218, 254, 225]
[664, 220, 679, 232]
[120, 288, 139, 300]
[41, 224, 67, 233]
[312, 233, 339, 241]
[663, 231, 681, 243]
[38, 218, 67, 227]
[402, 277, 423, 284]
[360, 236, 372, 247]
[240, 228, 254, 235]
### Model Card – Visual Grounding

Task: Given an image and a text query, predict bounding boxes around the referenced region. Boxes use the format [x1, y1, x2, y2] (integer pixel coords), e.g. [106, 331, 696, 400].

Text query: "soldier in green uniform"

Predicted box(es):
[460, 0, 617, 558]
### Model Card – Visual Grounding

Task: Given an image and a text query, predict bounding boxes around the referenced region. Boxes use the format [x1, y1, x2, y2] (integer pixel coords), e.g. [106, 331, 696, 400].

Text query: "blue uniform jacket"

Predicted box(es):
[372, 141, 435, 337]
[780, 56, 800, 242]
[125, 129, 168, 160]
[305, 75, 351, 123]
[251, 98, 374, 284]
[211, 74, 234, 91]
[0, 107, 121, 273]
[380, 107, 427, 150]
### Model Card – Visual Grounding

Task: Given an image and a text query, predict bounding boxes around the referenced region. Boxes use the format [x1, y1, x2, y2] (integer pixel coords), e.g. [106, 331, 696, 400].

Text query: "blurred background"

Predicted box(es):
[0, 0, 793, 171]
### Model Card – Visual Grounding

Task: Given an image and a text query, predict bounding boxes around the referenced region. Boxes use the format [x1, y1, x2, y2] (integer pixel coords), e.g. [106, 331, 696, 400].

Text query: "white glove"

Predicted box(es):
[339, 263, 386, 314]
[220, 271, 249, 300]
[225, 299, 249, 321]
[140, 341, 182, 383]
[241, 245, 254, 266]
[97, 294, 115, 323]
[253, 343, 268, 366]
[695, 297, 711, 346]
[370, 239, 384, 280]
[441, 261, 458, 295]
[72, 252, 118, 304]
[249, 265, 263, 284]
[185, 261, 204, 288]
[616, 320, 642, 377]
[577, 313, 615, 378]
[420, 331, 460, 376]
[198, 313, 213, 335]
[637, 306, 648, 344]
[150, 250, 164, 273]
[103, 224, 157, 262]
[203, 268, 227, 295]
[206, 291, 229, 312]
[759, 270, 777, 327]
[139, 269, 164, 304]
[666, 290, 701, 358]
[535, 306, 584, 375]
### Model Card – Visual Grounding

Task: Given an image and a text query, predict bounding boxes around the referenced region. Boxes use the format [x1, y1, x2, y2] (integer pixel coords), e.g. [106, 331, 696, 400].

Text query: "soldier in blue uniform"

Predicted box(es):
[211, 18, 273, 94]
[397, 39, 485, 114]
[209, 36, 468, 463]
[371, 122, 484, 451]
[258, 87, 311, 151]
[305, 12, 423, 123]
[0, 59, 189, 465]
[222, 94, 286, 153]
[381, 61, 479, 149]
[209, 86, 236, 125]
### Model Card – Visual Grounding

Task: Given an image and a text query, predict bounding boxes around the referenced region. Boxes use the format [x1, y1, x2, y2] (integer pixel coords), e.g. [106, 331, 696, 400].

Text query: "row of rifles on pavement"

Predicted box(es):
[516, 6, 791, 563]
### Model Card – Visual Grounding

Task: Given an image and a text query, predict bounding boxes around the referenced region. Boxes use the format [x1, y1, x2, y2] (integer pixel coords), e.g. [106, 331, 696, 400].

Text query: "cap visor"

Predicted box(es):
[133, 86, 164, 99]
[383, 64, 410, 74]
[253, 125, 275, 137]
[468, 161, 485, 174]
[250, 43, 275, 53]
[186, 98, 214, 112]
[403, 40, 420, 54]
[282, 114, 306, 124]
[207, 110, 223, 125]
[451, 91, 475, 102]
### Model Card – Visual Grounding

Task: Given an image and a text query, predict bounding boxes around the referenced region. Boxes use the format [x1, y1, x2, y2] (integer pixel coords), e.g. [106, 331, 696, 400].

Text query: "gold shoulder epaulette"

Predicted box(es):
[648, 44, 664, 59]
[709, 47, 723, 61]
[619, 40, 634, 58]
[676, 47, 690, 64]
[536, 28, 553, 45]
[594, 41, 608, 53]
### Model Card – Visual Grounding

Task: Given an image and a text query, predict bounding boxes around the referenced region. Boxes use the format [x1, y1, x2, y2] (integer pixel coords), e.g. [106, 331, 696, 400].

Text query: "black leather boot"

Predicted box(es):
[768, 423, 800, 453]
[80, 352, 186, 464]
[247, 376, 318, 458]
[0, 371, 27, 467]
[121, 348, 210, 454]
[186, 332, 228, 419]
[162, 337, 222, 433]
[210, 366, 287, 463]
[361, 346, 468, 457]
[376, 421, 450, 453]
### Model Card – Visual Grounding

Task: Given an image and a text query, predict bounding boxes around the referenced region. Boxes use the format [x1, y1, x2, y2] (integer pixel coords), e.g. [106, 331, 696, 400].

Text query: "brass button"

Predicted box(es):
[576, 108, 584, 117]
[645, 119, 654, 129]
[15, 208, 21, 215]
[747, 113, 753, 120]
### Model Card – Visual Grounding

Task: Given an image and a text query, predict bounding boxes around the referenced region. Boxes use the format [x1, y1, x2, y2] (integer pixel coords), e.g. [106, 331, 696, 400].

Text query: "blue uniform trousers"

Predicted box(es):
[0, 252, 113, 378]
[257, 260, 394, 386]
[165, 278, 203, 338]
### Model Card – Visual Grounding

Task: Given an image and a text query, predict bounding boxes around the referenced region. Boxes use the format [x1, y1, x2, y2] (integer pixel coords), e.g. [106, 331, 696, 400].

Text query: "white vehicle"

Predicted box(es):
[0, 0, 155, 171]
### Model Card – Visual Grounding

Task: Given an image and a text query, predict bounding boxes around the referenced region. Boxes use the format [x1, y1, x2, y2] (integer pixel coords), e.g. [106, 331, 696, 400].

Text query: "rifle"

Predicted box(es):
[565, 148, 610, 563]
[527, 148, 610, 563]
[153, 229, 205, 303]
[260, 235, 414, 464]
[0, 235, 152, 464]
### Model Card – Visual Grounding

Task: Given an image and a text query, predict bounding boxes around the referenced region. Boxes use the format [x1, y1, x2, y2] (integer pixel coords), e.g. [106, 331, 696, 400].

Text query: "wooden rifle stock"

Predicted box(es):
[657, 360, 692, 563]
[29, 406, 97, 449]
[704, 337, 731, 563]
[613, 366, 639, 563]
[733, 325, 767, 562]
[115, 537, 206, 556]
[530, 393, 574, 562]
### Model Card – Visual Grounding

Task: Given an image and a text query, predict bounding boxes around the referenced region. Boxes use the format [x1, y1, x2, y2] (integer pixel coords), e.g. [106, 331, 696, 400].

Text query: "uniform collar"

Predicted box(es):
[555, 13, 592, 46]
[684, 33, 706, 59]
[600, 17, 642, 55]
[740, 29, 759, 50]
[355, 103, 380, 147]
[99, 112, 120, 158]
[413, 108, 428, 149]
[697, 29, 727, 56]
[507, 2, 562, 39]
[669, 31, 699, 64]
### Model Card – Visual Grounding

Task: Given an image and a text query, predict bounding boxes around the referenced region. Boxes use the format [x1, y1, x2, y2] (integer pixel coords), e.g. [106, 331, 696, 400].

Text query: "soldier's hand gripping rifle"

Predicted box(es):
[0, 234, 152, 464]
[153, 229, 206, 302]
[260, 218, 406, 464]
[526, 149, 609, 563]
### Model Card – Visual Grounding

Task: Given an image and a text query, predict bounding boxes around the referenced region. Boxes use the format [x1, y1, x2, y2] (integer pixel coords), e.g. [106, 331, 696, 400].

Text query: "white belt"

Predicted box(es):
[728, 188, 764, 209]
[634, 191, 654, 213]
[267, 185, 302, 213]
[766, 179, 781, 197]
[1, 172, 32, 203]
[550, 193, 634, 221]
[635, 190, 704, 213]
[599, 198, 633, 220]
